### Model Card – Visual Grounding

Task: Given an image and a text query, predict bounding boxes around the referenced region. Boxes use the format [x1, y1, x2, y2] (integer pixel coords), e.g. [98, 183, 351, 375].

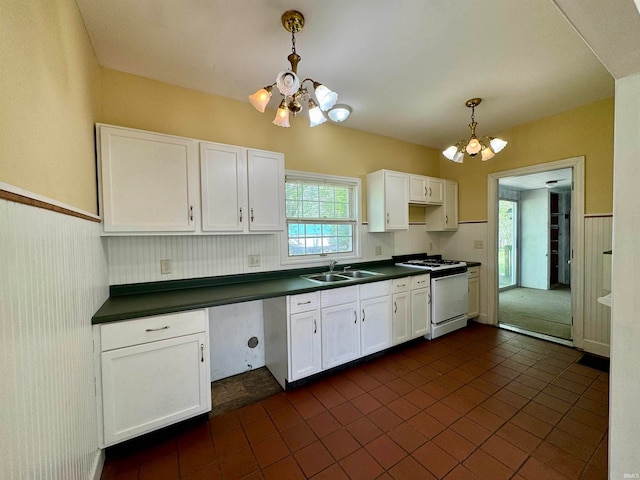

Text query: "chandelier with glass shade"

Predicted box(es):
[442, 98, 508, 163]
[249, 10, 346, 128]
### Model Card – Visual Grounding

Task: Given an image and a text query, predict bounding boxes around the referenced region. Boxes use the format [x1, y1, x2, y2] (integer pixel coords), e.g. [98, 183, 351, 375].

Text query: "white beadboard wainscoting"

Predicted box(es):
[0, 199, 109, 480]
[106, 224, 440, 285]
[583, 215, 613, 357]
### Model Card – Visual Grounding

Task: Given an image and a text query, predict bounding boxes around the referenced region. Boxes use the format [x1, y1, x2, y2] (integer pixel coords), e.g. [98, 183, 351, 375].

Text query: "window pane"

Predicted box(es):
[319, 202, 335, 218]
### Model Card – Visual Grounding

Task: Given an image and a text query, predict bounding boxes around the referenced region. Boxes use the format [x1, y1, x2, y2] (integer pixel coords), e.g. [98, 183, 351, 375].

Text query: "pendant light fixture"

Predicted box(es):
[249, 10, 347, 128]
[442, 98, 508, 163]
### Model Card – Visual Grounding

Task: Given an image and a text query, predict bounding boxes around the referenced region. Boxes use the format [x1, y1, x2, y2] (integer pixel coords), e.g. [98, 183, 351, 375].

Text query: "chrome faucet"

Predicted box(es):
[329, 260, 338, 272]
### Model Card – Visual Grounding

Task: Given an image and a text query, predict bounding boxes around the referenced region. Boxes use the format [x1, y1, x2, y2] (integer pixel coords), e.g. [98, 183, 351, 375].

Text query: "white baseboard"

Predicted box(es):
[583, 339, 610, 358]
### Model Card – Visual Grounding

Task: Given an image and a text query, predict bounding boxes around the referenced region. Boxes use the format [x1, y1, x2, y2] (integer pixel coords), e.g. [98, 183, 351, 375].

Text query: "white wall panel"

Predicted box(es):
[107, 225, 433, 285]
[583, 215, 613, 356]
[0, 199, 109, 479]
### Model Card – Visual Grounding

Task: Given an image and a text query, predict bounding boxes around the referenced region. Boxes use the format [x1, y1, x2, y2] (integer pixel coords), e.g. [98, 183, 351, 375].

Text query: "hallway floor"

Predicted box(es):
[100, 322, 608, 480]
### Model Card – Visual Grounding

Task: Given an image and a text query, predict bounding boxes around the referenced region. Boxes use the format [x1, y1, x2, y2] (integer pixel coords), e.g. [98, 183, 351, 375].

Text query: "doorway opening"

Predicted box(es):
[488, 158, 584, 347]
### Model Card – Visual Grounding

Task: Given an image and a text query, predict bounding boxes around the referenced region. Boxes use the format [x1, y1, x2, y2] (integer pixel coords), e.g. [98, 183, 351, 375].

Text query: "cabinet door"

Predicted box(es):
[101, 332, 210, 446]
[427, 177, 444, 204]
[289, 310, 322, 381]
[99, 125, 197, 233]
[392, 291, 411, 345]
[321, 302, 360, 369]
[443, 180, 458, 230]
[411, 287, 431, 338]
[247, 149, 285, 231]
[200, 142, 245, 232]
[468, 277, 479, 319]
[385, 171, 409, 230]
[409, 175, 427, 203]
[361, 296, 391, 356]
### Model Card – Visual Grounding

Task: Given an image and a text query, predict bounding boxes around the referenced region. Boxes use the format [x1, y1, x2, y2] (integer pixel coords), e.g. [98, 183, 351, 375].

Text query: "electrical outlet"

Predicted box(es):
[474, 240, 484, 249]
[160, 259, 172, 274]
[248, 254, 261, 267]
[375, 246, 382, 256]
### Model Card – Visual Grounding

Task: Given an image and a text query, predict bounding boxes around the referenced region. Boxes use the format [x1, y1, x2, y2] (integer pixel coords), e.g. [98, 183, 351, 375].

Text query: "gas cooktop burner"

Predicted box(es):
[392, 254, 467, 273]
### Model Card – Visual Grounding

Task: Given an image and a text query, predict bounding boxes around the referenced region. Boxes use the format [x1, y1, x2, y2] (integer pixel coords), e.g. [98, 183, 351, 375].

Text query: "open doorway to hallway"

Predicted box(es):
[497, 168, 573, 342]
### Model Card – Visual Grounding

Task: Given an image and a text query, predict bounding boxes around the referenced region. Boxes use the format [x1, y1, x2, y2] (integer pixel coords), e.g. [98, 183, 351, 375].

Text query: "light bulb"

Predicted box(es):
[248, 87, 272, 113]
[481, 147, 495, 161]
[273, 99, 290, 127]
[442, 146, 458, 161]
[466, 137, 482, 156]
[308, 99, 327, 127]
[490, 137, 508, 153]
[313, 82, 338, 111]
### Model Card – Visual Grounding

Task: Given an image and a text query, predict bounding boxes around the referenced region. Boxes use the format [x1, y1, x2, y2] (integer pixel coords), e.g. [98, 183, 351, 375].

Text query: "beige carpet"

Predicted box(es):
[499, 286, 572, 340]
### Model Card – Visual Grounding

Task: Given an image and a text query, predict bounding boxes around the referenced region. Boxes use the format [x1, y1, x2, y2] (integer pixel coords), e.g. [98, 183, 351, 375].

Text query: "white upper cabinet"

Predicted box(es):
[366, 169, 409, 232]
[200, 144, 285, 233]
[425, 179, 459, 231]
[97, 124, 285, 235]
[409, 175, 444, 205]
[98, 125, 198, 233]
[246, 149, 285, 231]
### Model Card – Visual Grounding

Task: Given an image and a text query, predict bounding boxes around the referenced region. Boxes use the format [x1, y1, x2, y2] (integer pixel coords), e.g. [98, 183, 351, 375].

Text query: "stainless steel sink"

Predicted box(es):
[338, 270, 380, 279]
[301, 270, 381, 284]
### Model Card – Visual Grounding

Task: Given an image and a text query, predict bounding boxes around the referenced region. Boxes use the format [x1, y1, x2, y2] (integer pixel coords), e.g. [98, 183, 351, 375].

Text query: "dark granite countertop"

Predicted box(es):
[92, 259, 482, 324]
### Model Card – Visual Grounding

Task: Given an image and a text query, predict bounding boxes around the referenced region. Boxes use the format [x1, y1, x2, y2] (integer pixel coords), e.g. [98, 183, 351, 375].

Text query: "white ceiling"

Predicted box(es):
[75, 0, 620, 149]
[499, 168, 572, 191]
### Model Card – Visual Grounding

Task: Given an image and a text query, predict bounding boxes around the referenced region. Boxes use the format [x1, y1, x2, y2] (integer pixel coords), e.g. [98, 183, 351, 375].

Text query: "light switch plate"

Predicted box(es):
[474, 240, 484, 249]
[248, 255, 261, 267]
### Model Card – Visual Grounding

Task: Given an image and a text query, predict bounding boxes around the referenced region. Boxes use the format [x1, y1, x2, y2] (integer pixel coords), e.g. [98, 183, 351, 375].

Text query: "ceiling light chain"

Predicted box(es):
[248, 9, 350, 128]
[442, 98, 508, 163]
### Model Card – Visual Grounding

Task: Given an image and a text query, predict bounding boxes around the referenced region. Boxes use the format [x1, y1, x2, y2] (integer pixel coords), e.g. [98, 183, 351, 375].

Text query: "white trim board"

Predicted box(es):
[487, 156, 585, 349]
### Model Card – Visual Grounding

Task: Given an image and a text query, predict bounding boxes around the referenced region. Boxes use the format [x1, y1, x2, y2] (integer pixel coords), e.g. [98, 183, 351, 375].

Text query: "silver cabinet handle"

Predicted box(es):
[424, 186, 428, 197]
[145, 326, 169, 332]
[354, 311, 357, 323]
[445, 214, 449, 224]
[297, 300, 311, 305]
[386, 212, 389, 224]
[189, 206, 194, 222]
[362, 309, 365, 322]
[394, 301, 397, 313]
[250, 208, 254, 222]
[239, 207, 243, 223]
[429, 187, 432, 197]
[201, 344, 204, 362]
[314, 319, 317, 334]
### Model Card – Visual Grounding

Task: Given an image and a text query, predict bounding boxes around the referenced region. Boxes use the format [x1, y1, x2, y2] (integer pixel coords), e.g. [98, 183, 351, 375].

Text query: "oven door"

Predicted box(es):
[431, 272, 468, 324]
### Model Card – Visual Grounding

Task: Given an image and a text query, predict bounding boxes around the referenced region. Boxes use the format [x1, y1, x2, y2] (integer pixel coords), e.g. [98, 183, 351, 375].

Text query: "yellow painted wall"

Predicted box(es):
[439, 98, 614, 220]
[98, 68, 440, 221]
[0, 0, 101, 213]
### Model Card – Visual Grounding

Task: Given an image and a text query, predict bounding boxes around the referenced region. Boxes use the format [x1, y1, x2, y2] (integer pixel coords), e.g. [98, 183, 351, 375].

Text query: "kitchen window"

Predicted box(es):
[282, 171, 360, 262]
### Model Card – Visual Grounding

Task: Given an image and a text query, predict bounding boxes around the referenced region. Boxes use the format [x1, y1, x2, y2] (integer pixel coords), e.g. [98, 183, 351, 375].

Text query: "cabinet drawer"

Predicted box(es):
[289, 292, 319, 314]
[467, 266, 480, 279]
[411, 274, 430, 289]
[321, 285, 359, 308]
[360, 280, 390, 300]
[392, 277, 411, 294]
[101, 310, 207, 351]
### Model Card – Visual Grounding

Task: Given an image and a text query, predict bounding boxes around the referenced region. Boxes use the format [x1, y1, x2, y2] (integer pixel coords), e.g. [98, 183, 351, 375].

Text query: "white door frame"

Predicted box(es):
[487, 156, 585, 347]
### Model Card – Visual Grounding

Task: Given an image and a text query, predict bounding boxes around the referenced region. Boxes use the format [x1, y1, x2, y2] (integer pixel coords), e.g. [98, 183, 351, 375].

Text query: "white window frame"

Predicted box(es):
[280, 170, 362, 266]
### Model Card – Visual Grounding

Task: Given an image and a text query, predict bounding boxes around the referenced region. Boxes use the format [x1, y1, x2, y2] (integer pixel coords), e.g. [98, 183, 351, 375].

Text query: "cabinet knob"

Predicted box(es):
[362, 309, 365, 322]
[239, 207, 243, 223]
[251, 208, 255, 222]
[189, 206, 194, 222]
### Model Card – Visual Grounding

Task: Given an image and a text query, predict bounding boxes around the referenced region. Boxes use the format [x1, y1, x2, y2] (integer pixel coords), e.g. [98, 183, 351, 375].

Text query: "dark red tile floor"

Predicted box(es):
[101, 322, 608, 480]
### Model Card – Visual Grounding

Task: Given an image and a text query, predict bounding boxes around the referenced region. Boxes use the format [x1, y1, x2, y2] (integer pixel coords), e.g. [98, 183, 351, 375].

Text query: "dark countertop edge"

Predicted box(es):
[93, 260, 481, 325]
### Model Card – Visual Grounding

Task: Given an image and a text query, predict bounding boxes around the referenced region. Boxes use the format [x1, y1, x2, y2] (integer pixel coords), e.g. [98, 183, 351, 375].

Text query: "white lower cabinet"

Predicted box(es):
[392, 278, 411, 345]
[411, 274, 431, 338]
[360, 281, 392, 356]
[467, 266, 480, 319]
[321, 286, 361, 369]
[94, 310, 211, 447]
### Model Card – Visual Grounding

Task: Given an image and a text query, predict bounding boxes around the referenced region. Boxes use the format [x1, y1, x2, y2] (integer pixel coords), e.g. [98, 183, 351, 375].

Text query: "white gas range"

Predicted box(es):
[393, 254, 469, 339]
